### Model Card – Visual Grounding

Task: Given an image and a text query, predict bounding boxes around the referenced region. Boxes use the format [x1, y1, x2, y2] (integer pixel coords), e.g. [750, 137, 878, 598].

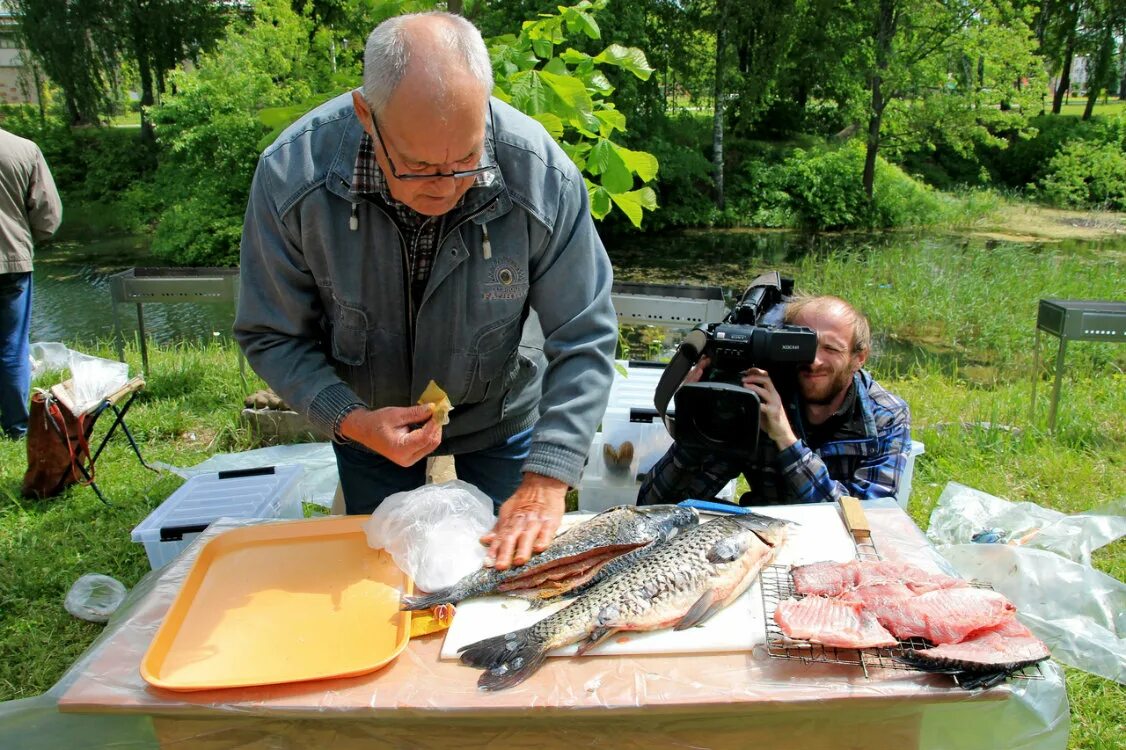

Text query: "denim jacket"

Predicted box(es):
[235, 93, 618, 486]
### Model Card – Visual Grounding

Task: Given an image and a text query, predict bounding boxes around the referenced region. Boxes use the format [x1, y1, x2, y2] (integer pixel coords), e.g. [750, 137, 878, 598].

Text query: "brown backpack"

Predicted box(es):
[21, 391, 95, 499]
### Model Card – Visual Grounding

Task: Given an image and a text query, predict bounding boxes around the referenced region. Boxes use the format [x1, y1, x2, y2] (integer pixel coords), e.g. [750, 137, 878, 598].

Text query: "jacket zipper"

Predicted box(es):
[360, 196, 497, 387]
[403, 215, 434, 358]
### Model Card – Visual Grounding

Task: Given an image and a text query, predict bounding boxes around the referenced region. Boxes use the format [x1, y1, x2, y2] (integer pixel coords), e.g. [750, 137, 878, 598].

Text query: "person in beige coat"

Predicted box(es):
[1, 126, 62, 439]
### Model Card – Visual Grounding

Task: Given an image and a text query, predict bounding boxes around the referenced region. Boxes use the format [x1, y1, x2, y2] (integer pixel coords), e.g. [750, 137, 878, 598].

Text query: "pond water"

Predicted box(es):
[30, 223, 1125, 380]
[31, 231, 238, 347]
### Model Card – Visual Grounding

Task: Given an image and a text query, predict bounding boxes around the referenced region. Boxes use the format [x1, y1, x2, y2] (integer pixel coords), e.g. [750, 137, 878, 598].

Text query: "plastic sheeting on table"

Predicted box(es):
[0, 509, 1069, 750]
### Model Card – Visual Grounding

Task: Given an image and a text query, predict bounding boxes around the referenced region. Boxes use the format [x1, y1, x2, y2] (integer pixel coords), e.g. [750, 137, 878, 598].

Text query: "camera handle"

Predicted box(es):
[653, 328, 709, 437]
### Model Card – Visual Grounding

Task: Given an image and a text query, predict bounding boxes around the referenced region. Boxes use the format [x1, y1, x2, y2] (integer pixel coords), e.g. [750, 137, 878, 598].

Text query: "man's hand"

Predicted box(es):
[742, 368, 798, 450]
[339, 405, 442, 466]
[480, 473, 567, 571]
[683, 355, 712, 385]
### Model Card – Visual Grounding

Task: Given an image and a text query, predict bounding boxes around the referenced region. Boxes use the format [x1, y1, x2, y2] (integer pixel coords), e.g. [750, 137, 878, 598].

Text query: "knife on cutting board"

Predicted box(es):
[837, 495, 871, 543]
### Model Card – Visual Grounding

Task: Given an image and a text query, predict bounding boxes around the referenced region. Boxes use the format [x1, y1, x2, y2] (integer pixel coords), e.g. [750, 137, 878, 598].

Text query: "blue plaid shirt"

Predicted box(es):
[637, 370, 911, 505]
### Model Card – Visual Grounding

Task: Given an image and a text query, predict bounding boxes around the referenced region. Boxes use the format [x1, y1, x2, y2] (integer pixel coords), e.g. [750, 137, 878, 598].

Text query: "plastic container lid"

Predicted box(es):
[131, 465, 304, 544]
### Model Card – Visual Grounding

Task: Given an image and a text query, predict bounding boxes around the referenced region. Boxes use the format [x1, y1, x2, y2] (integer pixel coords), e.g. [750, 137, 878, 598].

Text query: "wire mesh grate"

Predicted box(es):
[759, 564, 1044, 687]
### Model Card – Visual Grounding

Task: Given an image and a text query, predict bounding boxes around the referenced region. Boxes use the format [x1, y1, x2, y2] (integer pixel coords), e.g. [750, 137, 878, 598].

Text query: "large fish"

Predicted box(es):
[458, 512, 788, 690]
[400, 505, 698, 611]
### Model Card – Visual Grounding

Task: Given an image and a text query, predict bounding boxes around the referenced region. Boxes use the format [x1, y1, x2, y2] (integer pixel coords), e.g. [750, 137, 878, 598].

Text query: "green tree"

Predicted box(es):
[1078, 0, 1125, 119]
[859, 0, 1043, 198]
[489, 0, 659, 226]
[9, 0, 118, 124]
[148, 0, 318, 264]
[125, 0, 229, 146]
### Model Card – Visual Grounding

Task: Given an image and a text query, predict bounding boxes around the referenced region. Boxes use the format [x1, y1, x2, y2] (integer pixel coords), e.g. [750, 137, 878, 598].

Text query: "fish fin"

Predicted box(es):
[459, 627, 550, 691]
[399, 587, 457, 611]
[575, 627, 620, 656]
[706, 537, 750, 564]
[673, 590, 722, 631]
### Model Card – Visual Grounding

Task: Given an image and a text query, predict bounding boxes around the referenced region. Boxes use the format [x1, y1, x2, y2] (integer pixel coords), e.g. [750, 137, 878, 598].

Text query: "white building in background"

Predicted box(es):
[0, 2, 39, 104]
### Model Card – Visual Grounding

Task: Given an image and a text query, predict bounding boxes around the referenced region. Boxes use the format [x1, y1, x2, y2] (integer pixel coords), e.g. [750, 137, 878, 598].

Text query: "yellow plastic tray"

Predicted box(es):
[141, 516, 413, 691]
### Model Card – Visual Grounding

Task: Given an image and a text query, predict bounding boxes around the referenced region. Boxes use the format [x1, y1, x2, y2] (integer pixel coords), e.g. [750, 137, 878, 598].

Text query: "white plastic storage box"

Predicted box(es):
[131, 465, 304, 570]
[578, 432, 736, 513]
[895, 440, 926, 509]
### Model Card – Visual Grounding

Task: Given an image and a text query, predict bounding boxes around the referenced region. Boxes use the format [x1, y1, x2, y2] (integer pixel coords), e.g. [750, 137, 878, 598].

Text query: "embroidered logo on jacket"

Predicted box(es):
[482, 259, 529, 301]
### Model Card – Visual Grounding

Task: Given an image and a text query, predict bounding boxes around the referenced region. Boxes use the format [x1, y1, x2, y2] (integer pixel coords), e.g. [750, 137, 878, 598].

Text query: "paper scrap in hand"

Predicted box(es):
[418, 380, 453, 426]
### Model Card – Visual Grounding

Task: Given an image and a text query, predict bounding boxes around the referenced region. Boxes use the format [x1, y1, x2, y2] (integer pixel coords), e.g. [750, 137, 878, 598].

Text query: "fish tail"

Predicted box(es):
[399, 587, 458, 611]
[458, 628, 550, 691]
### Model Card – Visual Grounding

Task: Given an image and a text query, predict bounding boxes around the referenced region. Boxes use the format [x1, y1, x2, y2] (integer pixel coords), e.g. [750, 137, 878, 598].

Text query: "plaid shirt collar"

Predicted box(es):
[350, 131, 495, 209]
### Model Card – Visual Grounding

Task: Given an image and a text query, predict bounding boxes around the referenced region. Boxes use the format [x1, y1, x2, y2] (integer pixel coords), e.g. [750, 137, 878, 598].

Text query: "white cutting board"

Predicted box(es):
[439, 504, 858, 660]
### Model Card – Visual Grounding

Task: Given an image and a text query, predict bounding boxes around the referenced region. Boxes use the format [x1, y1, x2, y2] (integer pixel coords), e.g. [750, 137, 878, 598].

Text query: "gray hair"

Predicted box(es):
[362, 12, 494, 116]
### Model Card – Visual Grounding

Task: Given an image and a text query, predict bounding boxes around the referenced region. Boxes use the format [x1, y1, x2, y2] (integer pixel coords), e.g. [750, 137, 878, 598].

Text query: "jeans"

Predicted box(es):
[0, 272, 32, 439]
[333, 427, 533, 515]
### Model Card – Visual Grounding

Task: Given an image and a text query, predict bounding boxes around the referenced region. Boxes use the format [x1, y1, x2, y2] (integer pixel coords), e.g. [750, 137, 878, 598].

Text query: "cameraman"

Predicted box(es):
[637, 295, 911, 505]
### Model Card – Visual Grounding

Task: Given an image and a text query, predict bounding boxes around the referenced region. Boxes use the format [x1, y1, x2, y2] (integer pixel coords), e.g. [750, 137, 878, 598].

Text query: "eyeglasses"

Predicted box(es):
[371, 103, 497, 182]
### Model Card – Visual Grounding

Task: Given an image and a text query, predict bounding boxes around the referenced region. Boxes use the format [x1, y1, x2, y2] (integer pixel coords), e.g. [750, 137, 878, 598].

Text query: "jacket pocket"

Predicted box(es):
[330, 302, 369, 366]
[460, 314, 522, 405]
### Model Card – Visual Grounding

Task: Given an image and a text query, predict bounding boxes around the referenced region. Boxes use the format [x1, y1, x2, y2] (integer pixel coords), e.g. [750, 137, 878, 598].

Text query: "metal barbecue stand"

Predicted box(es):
[108, 268, 246, 384]
[1030, 299, 1126, 431]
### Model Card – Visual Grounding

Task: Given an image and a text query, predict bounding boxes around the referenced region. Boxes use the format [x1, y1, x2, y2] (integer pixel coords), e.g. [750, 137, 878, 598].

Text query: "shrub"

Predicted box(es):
[1039, 140, 1126, 210]
[782, 143, 872, 229]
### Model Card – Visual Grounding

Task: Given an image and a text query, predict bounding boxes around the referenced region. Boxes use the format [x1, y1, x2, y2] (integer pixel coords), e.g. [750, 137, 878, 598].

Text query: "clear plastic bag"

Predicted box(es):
[64, 574, 127, 623]
[363, 480, 496, 592]
[927, 481, 1126, 566]
[68, 352, 128, 413]
[928, 482, 1126, 684]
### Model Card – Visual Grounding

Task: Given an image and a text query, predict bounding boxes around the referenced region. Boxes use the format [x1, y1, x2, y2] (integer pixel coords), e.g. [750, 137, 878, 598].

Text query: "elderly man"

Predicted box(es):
[1, 127, 62, 440]
[235, 13, 617, 570]
[638, 295, 911, 505]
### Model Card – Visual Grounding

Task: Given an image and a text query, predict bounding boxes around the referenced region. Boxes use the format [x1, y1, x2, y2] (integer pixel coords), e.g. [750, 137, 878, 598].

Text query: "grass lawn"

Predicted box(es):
[1, 233, 1124, 747]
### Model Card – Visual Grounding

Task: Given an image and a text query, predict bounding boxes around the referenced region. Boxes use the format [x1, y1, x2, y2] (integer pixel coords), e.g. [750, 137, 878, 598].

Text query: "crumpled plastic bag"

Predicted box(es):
[927, 482, 1126, 685]
[927, 481, 1126, 566]
[363, 480, 496, 592]
[64, 574, 127, 623]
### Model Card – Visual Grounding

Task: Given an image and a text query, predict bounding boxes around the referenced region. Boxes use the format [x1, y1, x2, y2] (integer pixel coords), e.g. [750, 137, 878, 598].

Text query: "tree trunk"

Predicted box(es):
[447, 0, 463, 15]
[137, 51, 156, 148]
[863, 0, 896, 200]
[1051, 37, 1074, 113]
[65, 91, 81, 126]
[1082, 25, 1115, 120]
[712, 4, 729, 211]
[1119, 25, 1126, 99]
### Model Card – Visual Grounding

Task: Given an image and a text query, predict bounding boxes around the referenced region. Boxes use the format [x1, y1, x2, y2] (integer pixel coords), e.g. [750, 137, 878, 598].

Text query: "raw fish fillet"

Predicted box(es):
[790, 560, 965, 598]
[790, 561, 860, 597]
[870, 588, 1016, 644]
[774, 596, 898, 649]
[906, 619, 1050, 672]
[838, 582, 916, 610]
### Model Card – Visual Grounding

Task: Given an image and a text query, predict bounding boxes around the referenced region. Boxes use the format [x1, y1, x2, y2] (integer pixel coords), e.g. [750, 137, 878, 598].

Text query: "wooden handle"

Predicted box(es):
[838, 496, 871, 540]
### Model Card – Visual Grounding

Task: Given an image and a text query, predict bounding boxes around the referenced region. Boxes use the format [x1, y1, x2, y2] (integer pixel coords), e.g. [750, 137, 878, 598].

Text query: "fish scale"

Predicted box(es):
[459, 512, 789, 690]
[400, 504, 697, 610]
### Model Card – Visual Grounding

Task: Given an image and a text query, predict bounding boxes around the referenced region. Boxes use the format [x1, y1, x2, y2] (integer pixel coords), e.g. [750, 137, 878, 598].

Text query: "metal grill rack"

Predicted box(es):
[759, 565, 1044, 687]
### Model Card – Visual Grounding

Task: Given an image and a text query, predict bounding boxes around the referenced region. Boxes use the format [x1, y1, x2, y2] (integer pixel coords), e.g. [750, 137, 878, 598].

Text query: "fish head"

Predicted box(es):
[636, 504, 700, 541]
[730, 512, 789, 547]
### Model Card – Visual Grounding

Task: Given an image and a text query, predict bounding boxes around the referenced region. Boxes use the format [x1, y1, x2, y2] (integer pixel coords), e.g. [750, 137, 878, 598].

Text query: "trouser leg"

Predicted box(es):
[0, 272, 32, 439]
[453, 428, 532, 511]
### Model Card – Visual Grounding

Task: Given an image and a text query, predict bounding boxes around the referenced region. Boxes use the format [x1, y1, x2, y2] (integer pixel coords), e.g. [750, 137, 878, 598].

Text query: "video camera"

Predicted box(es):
[654, 272, 817, 455]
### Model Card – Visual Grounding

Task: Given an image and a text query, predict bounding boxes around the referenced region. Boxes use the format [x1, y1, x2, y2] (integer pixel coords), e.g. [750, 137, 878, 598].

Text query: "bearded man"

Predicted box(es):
[637, 295, 911, 505]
